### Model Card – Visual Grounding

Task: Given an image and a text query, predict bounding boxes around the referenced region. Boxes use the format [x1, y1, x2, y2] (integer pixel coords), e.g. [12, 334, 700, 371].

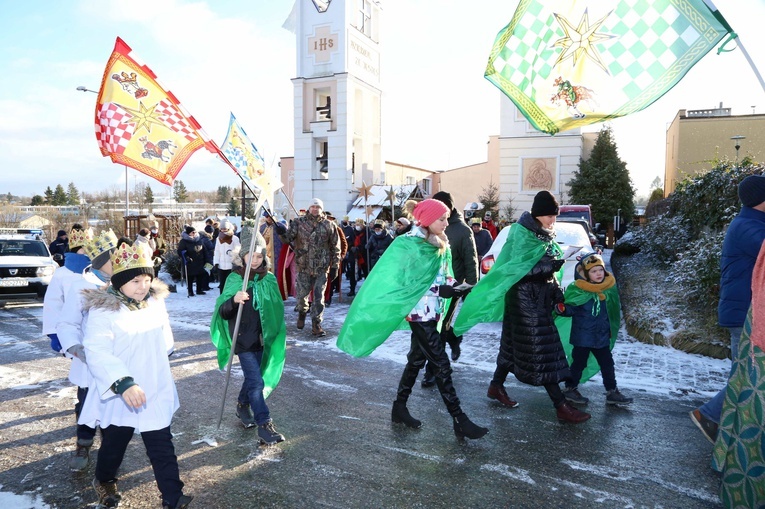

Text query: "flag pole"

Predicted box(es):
[216, 191, 265, 430]
[735, 38, 765, 94]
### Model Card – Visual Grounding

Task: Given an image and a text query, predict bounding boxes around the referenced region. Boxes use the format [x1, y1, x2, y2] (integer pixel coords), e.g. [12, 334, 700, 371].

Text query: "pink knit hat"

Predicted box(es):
[413, 199, 449, 228]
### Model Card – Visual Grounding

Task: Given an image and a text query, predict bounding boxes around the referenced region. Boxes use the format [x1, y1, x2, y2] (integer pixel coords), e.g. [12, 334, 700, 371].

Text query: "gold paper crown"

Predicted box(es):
[470, 217, 482, 225]
[69, 228, 94, 249]
[111, 242, 153, 276]
[83, 229, 119, 260]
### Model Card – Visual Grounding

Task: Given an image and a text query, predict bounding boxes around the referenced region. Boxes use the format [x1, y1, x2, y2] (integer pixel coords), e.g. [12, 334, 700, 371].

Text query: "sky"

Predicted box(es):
[1, 0, 764, 201]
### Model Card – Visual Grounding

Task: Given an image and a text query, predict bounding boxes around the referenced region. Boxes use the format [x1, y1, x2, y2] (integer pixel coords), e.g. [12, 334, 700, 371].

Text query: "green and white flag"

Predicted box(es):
[486, 0, 733, 134]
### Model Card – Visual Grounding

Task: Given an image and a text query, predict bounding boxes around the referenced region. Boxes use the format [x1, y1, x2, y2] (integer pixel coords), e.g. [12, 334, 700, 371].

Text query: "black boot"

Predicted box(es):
[391, 401, 422, 429]
[453, 413, 488, 440]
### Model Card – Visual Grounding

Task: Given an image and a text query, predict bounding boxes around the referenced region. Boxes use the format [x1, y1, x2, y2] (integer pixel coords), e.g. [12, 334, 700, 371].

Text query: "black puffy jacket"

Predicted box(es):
[499, 215, 568, 386]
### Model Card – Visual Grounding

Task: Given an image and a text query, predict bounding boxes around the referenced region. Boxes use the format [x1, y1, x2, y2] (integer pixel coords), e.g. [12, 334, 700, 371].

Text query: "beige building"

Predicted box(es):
[664, 105, 765, 196]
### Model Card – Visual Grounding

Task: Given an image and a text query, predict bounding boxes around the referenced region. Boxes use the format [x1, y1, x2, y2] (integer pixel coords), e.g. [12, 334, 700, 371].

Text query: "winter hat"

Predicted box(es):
[237, 227, 270, 268]
[484, 211, 493, 220]
[184, 226, 196, 235]
[138, 228, 150, 237]
[411, 199, 449, 228]
[83, 229, 120, 269]
[310, 198, 324, 210]
[57, 229, 67, 238]
[204, 225, 214, 234]
[432, 191, 454, 211]
[531, 190, 560, 217]
[373, 219, 385, 229]
[110, 242, 155, 291]
[219, 219, 233, 231]
[580, 252, 605, 276]
[738, 174, 765, 208]
[396, 217, 410, 227]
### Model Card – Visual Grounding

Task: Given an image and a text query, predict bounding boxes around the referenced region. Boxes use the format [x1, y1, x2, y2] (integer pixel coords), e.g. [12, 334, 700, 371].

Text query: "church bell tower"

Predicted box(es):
[291, 0, 383, 216]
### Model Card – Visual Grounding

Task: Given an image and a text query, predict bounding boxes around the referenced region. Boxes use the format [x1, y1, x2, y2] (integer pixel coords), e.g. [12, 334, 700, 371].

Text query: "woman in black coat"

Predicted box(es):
[488, 192, 591, 424]
[177, 226, 211, 297]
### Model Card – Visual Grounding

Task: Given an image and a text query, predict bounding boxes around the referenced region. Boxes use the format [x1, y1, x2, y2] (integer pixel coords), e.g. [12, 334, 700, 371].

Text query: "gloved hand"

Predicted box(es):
[204, 263, 213, 275]
[274, 222, 287, 234]
[438, 285, 457, 298]
[551, 259, 565, 272]
[554, 302, 566, 314]
[554, 285, 565, 305]
[329, 267, 338, 282]
[67, 344, 87, 363]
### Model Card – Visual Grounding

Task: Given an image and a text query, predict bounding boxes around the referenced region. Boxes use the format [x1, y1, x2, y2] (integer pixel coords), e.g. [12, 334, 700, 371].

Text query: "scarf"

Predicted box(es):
[571, 274, 616, 316]
[218, 232, 233, 245]
[107, 285, 150, 310]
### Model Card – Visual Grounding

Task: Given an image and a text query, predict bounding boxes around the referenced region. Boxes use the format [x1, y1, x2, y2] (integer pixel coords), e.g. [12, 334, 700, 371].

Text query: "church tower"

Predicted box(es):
[291, 0, 383, 216]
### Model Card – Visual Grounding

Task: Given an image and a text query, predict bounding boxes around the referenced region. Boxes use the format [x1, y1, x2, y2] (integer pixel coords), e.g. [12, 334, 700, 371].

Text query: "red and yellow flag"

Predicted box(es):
[94, 37, 218, 185]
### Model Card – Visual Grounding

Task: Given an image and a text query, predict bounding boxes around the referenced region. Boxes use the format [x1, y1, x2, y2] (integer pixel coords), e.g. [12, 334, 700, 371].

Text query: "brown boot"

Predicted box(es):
[312, 320, 326, 337]
[297, 311, 306, 330]
[487, 383, 520, 408]
[556, 402, 591, 424]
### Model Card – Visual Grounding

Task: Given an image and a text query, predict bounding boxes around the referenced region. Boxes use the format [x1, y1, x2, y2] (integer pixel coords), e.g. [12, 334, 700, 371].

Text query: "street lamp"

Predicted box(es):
[77, 85, 130, 217]
[731, 135, 746, 168]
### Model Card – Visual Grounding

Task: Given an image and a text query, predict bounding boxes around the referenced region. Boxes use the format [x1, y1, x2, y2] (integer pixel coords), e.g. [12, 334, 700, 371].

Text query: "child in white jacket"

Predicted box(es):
[79, 242, 192, 509]
[213, 218, 240, 294]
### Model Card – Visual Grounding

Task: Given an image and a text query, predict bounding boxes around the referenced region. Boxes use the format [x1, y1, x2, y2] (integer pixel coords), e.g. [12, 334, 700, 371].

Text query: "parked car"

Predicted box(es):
[479, 222, 591, 288]
[0, 228, 57, 302]
[558, 205, 598, 230]
[555, 217, 599, 249]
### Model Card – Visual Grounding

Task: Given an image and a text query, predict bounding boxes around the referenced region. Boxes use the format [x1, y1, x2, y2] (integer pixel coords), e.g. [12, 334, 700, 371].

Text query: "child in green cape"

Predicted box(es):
[337, 199, 488, 440]
[210, 228, 287, 445]
[554, 252, 632, 406]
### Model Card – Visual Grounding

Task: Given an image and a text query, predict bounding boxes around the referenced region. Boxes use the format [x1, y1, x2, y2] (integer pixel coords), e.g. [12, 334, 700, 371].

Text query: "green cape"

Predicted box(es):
[554, 279, 621, 383]
[209, 271, 287, 398]
[336, 234, 452, 357]
[453, 222, 562, 336]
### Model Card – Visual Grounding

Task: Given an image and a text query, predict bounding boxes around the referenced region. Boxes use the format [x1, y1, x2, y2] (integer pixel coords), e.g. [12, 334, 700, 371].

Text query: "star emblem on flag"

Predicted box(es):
[121, 102, 165, 133]
[552, 9, 616, 75]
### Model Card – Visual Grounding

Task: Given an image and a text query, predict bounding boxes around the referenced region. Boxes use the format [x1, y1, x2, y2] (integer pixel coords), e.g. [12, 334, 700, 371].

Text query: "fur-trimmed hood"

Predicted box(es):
[80, 279, 170, 312]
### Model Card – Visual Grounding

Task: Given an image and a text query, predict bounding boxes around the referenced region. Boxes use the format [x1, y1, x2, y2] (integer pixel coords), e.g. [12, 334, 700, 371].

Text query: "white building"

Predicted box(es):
[290, 0, 383, 216]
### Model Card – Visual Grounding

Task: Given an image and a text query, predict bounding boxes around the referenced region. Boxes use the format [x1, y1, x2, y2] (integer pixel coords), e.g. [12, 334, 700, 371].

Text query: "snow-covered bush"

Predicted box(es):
[614, 213, 693, 266]
[667, 230, 726, 310]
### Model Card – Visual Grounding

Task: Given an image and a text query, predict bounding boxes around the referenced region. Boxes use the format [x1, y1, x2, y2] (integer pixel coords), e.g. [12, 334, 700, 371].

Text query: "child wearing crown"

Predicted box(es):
[52, 229, 118, 471]
[554, 252, 634, 407]
[78, 242, 192, 509]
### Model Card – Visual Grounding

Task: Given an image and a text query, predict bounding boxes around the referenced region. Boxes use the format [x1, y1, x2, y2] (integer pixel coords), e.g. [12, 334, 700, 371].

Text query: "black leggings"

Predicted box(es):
[396, 321, 462, 417]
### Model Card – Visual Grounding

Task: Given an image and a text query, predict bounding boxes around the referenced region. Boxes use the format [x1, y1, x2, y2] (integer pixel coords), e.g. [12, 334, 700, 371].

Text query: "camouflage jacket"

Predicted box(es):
[277, 213, 340, 275]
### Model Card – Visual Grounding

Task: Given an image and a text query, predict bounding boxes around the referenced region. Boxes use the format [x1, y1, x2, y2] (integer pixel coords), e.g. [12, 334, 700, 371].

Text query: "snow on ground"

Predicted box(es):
[0, 258, 731, 507]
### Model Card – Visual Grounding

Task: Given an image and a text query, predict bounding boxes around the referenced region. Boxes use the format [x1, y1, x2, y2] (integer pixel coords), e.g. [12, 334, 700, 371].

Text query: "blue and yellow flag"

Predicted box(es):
[219, 113, 282, 209]
[486, 0, 733, 134]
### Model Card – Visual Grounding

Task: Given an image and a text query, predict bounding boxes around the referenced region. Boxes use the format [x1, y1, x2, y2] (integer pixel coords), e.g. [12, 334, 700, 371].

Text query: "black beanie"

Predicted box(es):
[738, 175, 765, 208]
[432, 191, 454, 211]
[111, 266, 155, 291]
[185, 226, 196, 235]
[531, 190, 559, 217]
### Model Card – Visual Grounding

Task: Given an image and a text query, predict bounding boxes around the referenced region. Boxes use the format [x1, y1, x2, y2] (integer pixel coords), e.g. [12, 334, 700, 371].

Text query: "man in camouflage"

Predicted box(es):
[275, 198, 341, 336]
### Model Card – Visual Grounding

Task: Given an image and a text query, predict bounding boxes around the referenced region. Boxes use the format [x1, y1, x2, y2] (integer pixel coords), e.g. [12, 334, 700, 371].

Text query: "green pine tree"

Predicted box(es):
[227, 196, 241, 216]
[66, 182, 80, 205]
[30, 195, 45, 206]
[144, 184, 154, 211]
[477, 180, 500, 219]
[217, 186, 231, 203]
[52, 184, 68, 206]
[568, 126, 635, 227]
[44, 186, 54, 204]
[173, 180, 189, 203]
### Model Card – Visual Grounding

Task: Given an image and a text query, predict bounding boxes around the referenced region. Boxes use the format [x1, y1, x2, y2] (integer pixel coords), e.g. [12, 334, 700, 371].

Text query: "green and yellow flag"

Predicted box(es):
[486, 0, 733, 134]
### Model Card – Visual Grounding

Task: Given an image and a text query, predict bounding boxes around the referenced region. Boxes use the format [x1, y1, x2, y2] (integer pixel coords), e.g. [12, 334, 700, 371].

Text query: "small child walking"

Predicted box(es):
[555, 252, 633, 406]
[78, 242, 192, 509]
[338, 199, 488, 440]
[210, 228, 287, 445]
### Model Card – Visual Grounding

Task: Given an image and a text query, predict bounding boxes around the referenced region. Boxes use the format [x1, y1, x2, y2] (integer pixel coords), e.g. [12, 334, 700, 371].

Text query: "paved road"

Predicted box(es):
[0, 294, 724, 509]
